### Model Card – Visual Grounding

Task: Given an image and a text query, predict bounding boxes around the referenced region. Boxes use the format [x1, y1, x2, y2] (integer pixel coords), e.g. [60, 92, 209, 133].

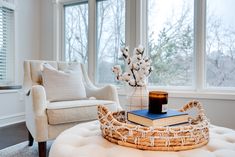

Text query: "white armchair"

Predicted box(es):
[23, 60, 121, 157]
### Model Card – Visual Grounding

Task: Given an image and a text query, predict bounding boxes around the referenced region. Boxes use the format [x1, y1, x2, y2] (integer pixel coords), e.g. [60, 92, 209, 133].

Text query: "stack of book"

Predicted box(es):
[127, 109, 189, 127]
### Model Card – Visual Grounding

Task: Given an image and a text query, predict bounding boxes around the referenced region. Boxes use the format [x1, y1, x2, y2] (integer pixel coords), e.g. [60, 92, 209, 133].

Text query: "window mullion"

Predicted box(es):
[135, 0, 147, 49]
[194, 0, 206, 91]
[52, 2, 63, 61]
[126, 0, 136, 55]
[88, 0, 96, 83]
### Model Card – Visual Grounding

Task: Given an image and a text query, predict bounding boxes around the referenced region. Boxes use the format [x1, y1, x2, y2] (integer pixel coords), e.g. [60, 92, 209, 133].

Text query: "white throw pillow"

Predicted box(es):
[41, 63, 87, 102]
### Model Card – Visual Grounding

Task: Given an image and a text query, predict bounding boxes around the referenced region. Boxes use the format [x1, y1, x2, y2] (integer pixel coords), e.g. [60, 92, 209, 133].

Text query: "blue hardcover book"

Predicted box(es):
[127, 109, 189, 127]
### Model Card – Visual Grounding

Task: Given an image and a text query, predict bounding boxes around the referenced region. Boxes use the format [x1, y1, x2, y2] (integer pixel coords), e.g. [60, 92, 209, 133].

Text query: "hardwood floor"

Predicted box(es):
[0, 122, 28, 150]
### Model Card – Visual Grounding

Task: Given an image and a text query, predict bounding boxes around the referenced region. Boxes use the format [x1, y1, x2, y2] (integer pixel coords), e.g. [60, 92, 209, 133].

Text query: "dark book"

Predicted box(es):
[127, 109, 189, 127]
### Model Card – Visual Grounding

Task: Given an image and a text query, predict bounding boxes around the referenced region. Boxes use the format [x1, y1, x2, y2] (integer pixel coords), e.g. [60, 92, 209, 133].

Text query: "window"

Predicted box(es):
[0, 6, 14, 85]
[206, 0, 235, 88]
[96, 0, 125, 84]
[148, 0, 194, 87]
[64, 2, 88, 64]
[147, 0, 235, 91]
[58, 0, 235, 93]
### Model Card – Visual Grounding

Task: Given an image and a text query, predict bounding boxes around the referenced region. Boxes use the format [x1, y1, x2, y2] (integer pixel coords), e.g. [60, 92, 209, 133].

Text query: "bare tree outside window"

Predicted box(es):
[96, 0, 125, 84]
[206, 0, 235, 87]
[64, 0, 125, 85]
[64, 2, 88, 64]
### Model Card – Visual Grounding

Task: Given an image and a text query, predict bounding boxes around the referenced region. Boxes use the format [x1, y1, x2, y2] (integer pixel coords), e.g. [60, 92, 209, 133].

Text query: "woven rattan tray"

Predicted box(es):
[97, 100, 209, 151]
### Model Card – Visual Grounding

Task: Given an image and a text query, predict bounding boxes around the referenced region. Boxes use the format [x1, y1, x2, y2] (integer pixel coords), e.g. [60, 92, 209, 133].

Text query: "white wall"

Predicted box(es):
[40, 0, 54, 60]
[0, 91, 25, 127]
[168, 98, 235, 130]
[0, 0, 41, 126]
[15, 0, 41, 84]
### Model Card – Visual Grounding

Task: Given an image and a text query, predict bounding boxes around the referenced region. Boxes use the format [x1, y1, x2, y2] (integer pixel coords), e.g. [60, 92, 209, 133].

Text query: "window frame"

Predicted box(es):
[53, 0, 235, 100]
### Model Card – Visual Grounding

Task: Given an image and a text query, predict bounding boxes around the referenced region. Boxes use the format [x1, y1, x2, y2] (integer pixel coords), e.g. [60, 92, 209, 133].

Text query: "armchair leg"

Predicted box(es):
[28, 130, 34, 146]
[38, 142, 47, 157]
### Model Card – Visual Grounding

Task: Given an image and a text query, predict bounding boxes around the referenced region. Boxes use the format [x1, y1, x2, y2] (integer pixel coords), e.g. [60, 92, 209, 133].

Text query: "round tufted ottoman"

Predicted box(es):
[49, 121, 235, 157]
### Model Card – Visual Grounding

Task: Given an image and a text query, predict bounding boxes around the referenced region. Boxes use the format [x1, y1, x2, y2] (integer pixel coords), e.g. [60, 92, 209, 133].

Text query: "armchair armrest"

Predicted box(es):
[86, 84, 122, 110]
[25, 85, 49, 141]
[30, 85, 47, 115]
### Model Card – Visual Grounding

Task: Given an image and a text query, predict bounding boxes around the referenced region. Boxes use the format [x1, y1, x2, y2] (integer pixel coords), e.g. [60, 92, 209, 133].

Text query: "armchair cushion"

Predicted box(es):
[42, 63, 87, 102]
[46, 100, 117, 125]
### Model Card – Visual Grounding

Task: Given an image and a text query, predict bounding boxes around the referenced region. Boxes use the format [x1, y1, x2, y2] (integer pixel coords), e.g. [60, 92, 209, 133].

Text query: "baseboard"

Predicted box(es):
[0, 113, 25, 127]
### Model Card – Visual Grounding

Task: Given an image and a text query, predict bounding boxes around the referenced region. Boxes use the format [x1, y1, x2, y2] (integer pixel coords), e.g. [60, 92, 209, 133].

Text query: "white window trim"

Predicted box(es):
[88, 0, 96, 83]
[117, 86, 235, 100]
[194, 0, 206, 92]
[52, 0, 63, 61]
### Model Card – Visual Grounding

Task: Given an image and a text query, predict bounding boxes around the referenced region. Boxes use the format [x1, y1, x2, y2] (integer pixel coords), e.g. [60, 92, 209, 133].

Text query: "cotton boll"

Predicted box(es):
[118, 75, 124, 81]
[113, 45, 152, 87]
[132, 63, 139, 70]
[124, 46, 129, 52]
[144, 69, 150, 75]
[112, 67, 118, 74]
[137, 54, 142, 60]
[135, 45, 144, 56]
[137, 80, 145, 87]
[129, 79, 136, 86]
[122, 72, 131, 81]
[140, 61, 148, 69]
[143, 57, 150, 63]
[121, 46, 129, 59]
[144, 61, 151, 67]
[130, 63, 135, 70]
[131, 54, 139, 62]
[138, 44, 144, 50]
[127, 63, 133, 70]
[125, 57, 132, 65]
[145, 66, 153, 76]
[112, 65, 122, 77]
[133, 48, 138, 55]
[144, 57, 149, 62]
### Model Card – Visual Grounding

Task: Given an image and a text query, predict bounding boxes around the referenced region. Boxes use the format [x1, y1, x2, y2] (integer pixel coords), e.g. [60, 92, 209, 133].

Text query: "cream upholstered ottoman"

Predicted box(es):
[49, 121, 235, 157]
